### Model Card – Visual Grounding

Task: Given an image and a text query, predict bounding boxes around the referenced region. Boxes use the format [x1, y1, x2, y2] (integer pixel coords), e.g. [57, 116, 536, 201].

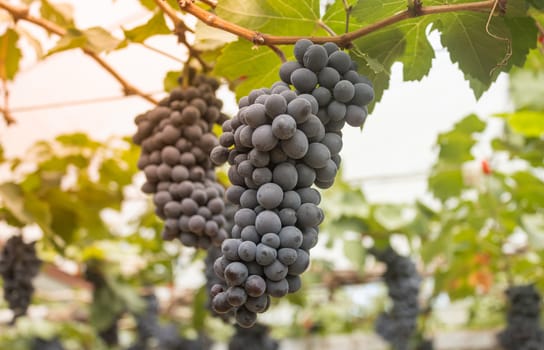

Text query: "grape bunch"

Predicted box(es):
[133, 75, 230, 249]
[31, 338, 65, 350]
[373, 247, 421, 350]
[128, 293, 212, 350]
[0, 235, 42, 320]
[498, 284, 544, 350]
[208, 39, 374, 327]
[205, 245, 234, 322]
[228, 323, 279, 350]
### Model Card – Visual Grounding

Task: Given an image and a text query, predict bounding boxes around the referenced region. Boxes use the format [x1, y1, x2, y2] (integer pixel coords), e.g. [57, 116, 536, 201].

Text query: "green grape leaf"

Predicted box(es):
[510, 69, 544, 110]
[124, 11, 171, 43]
[83, 27, 123, 54]
[351, 28, 406, 110]
[48, 27, 122, 56]
[214, 40, 291, 100]
[428, 167, 464, 201]
[0, 183, 43, 226]
[522, 214, 544, 249]
[216, 0, 322, 36]
[505, 110, 544, 137]
[40, 0, 75, 28]
[47, 28, 87, 55]
[434, 10, 536, 98]
[138, 0, 155, 10]
[163, 70, 182, 91]
[453, 113, 487, 133]
[351, 0, 437, 81]
[193, 20, 238, 51]
[511, 171, 544, 210]
[527, 0, 544, 9]
[434, 13, 506, 87]
[504, 17, 538, 67]
[192, 287, 208, 331]
[0, 28, 22, 81]
[373, 204, 410, 232]
[322, 0, 360, 34]
[343, 238, 366, 273]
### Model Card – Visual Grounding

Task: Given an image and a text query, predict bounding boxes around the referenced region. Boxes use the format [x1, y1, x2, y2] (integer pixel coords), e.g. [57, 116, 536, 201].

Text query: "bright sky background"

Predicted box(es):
[0, 0, 513, 203]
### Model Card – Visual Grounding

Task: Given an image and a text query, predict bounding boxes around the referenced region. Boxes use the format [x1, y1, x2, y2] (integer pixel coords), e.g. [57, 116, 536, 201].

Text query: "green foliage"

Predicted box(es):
[40, 0, 75, 28]
[123, 10, 171, 43]
[0, 28, 21, 81]
[48, 27, 123, 55]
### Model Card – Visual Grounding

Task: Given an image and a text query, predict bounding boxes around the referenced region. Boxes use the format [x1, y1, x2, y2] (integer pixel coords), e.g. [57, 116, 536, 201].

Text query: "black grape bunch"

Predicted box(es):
[0, 235, 42, 322]
[128, 293, 212, 350]
[31, 338, 65, 350]
[498, 284, 544, 350]
[133, 75, 230, 249]
[208, 39, 375, 328]
[373, 247, 422, 350]
[228, 323, 279, 350]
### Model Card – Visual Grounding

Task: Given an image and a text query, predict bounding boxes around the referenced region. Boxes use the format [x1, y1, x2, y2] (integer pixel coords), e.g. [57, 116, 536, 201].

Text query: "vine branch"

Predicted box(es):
[0, 0, 159, 105]
[178, 0, 496, 48]
[1, 80, 15, 125]
[153, 0, 211, 71]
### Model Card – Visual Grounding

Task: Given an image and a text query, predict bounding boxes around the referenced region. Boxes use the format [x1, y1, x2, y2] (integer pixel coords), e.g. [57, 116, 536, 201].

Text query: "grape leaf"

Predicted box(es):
[351, 28, 406, 110]
[0, 28, 21, 81]
[40, 0, 75, 28]
[505, 110, 544, 137]
[124, 11, 171, 43]
[214, 40, 292, 100]
[83, 27, 123, 54]
[510, 69, 544, 110]
[48, 27, 122, 55]
[349, 0, 437, 108]
[322, 0, 360, 34]
[434, 9, 536, 97]
[163, 70, 183, 92]
[216, 0, 322, 35]
[428, 168, 464, 201]
[194, 20, 238, 51]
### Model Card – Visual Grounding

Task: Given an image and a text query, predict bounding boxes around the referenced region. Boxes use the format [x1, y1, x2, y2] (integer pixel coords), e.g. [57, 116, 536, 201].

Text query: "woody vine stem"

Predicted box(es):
[177, 0, 499, 48]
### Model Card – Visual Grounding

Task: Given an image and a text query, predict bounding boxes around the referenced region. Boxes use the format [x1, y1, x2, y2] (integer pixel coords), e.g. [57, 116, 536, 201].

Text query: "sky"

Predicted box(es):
[0, 0, 513, 203]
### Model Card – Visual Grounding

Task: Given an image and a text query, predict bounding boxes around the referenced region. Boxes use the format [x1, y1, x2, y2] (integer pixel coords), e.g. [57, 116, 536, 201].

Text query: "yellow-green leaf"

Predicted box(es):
[0, 28, 22, 81]
[124, 11, 171, 43]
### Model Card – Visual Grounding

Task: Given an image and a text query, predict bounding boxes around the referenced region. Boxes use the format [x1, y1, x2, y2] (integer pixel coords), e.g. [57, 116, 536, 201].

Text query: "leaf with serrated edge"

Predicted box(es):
[216, 0, 322, 35]
[124, 11, 171, 43]
[214, 40, 292, 100]
[351, 28, 406, 111]
[84, 27, 122, 54]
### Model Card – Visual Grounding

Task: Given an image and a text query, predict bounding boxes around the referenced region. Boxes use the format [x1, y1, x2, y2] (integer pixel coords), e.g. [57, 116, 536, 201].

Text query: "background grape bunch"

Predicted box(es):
[133, 75, 230, 249]
[0, 235, 42, 322]
[228, 323, 279, 350]
[208, 39, 375, 327]
[372, 247, 423, 350]
[498, 284, 544, 350]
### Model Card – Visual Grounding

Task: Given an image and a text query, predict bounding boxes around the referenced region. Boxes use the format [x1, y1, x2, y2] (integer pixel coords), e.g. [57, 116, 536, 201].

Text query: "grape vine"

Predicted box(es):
[208, 39, 374, 327]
